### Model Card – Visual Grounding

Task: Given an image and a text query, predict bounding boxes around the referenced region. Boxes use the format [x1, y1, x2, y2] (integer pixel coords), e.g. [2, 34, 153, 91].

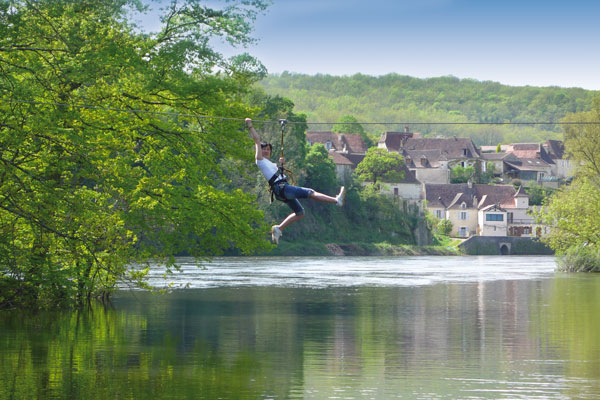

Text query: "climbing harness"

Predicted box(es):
[267, 119, 295, 203]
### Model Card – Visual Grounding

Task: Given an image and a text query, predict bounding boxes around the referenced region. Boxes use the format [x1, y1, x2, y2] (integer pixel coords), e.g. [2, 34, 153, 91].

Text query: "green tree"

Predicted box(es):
[537, 178, 600, 254]
[0, 0, 271, 308]
[355, 148, 405, 186]
[436, 219, 453, 236]
[562, 97, 600, 184]
[304, 143, 337, 193]
[537, 97, 600, 269]
[525, 184, 555, 206]
[332, 114, 373, 147]
[450, 165, 475, 183]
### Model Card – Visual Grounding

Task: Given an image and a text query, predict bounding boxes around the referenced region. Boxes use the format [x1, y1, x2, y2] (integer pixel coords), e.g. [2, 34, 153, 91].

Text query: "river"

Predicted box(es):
[2, 256, 600, 399]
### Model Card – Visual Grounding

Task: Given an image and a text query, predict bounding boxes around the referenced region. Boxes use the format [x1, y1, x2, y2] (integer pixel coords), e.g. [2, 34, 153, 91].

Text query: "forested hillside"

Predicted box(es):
[259, 73, 597, 145]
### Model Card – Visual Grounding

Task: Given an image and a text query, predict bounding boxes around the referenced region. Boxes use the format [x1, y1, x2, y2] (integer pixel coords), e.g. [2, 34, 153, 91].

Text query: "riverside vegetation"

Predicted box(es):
[535, 98, 600, 272]
[0, 0, 430, 309]
[1, 1, 599, 309]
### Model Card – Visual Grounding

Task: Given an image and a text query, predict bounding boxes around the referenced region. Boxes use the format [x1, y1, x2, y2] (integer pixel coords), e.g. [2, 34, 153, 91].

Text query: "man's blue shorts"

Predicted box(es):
[273, 183, 314, 216]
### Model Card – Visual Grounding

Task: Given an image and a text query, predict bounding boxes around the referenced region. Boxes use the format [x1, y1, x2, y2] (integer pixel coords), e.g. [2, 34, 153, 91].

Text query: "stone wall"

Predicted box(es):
[459, 236, 554, 256]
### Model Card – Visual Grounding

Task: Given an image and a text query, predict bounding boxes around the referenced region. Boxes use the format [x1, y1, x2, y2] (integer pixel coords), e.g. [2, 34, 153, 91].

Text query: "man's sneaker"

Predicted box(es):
[336, 186, 346, 207]
[271, 225, 282, 244]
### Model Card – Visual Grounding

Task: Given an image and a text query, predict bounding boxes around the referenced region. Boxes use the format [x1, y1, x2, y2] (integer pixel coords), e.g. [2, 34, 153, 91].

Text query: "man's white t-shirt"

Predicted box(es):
[256, 158, 284, 183]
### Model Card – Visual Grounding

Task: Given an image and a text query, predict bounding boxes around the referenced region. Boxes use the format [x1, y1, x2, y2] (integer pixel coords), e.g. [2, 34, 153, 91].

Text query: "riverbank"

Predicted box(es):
[265, 241, 461, 256]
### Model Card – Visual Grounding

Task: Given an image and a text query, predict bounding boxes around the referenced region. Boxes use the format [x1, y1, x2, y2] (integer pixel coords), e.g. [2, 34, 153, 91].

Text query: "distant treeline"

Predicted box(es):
[259, 72, 598, 145]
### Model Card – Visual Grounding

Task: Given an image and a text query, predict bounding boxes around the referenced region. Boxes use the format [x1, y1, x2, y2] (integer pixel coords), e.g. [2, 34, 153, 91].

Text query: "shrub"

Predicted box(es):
[437, 219, 453, 236]
[557, 244, 600, 272]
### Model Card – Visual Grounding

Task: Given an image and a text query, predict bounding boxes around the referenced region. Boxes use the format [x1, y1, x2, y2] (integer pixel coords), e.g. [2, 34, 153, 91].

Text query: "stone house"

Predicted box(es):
[425, 182, 536, 238]
[306, 131, 367, 184]
[480, 141, 575, 185]
[542, 139, 576, 180]
[373, 165, 423, 213]
[378, 129, 481, 184]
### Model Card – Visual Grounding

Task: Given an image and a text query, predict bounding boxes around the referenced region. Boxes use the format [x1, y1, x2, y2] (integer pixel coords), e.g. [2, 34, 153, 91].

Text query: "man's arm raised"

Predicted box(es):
[245, 118, 263, 161]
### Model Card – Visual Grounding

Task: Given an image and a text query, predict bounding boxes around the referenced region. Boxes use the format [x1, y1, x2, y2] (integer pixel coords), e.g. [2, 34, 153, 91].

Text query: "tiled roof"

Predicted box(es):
[395, 164, 420, 183]
[339, 134, 367, 154]
[328, 151, 354, 165]
[345, 153, 366, 168]
[404, 149, 446, 168]
[514, 185, 528, 197]
[306, 131, 339, 150]
[402, 137, 480, 159]
[544, 139, 566, 160]
[307, 131, 367, 154]
[504, 158, 551, 171]
[378, 131, 413, 152]
[481, 152, 511, 161]
[506, 143, 554, 164]
[425, 183, 519, 209]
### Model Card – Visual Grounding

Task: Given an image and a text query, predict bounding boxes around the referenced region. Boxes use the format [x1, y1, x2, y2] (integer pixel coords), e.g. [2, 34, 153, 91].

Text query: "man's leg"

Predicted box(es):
[309, 186, 346, 206]
[271, 199, 304, 244]
[279, 212, 304, 230]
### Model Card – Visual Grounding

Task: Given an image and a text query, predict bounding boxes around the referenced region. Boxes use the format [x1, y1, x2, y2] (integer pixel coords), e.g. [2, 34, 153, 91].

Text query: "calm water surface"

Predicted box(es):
[2, 256, 600, 399]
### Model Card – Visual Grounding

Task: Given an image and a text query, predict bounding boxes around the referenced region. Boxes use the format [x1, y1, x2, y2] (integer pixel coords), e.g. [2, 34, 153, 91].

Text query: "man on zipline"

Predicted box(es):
[246, 118, 345, 244]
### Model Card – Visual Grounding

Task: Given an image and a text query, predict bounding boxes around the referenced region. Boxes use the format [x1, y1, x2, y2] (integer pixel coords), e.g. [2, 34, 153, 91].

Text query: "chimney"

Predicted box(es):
[467, 179, 473, 189]
[404, 126, 410, 133]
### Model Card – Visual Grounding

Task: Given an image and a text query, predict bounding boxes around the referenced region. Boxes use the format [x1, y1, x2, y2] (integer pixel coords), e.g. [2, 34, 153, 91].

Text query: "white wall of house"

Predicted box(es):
[551, 159, 576, 179]
[413, 168, 450, 184]
[478, 210, 508, 236]
[375, 182, 424, 213]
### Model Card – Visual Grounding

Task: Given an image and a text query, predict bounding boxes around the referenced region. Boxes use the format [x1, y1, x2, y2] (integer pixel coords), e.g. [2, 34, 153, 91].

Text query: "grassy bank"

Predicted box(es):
[265, 240, 460, 257]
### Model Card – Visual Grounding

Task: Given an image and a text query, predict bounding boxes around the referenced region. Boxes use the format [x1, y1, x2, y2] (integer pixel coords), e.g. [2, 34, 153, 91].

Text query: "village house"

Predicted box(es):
[542, 139, 576, 180]
[378, 128, 481, 184]
[306, 131, 367, 184]
[373, 165, 423, 213]
[424, 182, 539, 238]
[479, 140, 575, 186]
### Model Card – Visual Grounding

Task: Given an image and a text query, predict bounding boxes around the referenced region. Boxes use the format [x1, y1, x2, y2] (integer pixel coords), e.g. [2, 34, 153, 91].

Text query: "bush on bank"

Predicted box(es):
[557, 245, 600, 272]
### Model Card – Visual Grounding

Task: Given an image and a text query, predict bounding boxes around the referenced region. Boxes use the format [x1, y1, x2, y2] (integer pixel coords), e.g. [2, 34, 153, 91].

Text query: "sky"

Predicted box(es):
[138, 0, 600, 90]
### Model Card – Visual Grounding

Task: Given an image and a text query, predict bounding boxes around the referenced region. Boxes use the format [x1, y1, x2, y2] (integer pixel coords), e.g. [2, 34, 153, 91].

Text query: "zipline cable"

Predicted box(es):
[2, 97, 600, 126]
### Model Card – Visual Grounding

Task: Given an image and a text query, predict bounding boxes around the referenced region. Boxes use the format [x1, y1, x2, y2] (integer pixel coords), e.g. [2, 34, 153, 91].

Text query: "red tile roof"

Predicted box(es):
[328, 150, 354, 165]
[306, 131, 367, 154]
[425, 183, 519, 209]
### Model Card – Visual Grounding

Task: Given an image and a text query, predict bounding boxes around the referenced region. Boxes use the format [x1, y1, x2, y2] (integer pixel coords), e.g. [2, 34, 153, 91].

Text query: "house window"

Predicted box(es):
[435, 210, 443, 219]
[524, 227, 531, 235]
[459, 211, 467, 220]
[507, 212, 513, 223]
[394, 188, 399, 196]
[325, 141, 332, 150]
[459, 227, 468, 237]
[486, 214, 504, 221]
[460, 202, 466, 209]
[463, 149, 468, 157]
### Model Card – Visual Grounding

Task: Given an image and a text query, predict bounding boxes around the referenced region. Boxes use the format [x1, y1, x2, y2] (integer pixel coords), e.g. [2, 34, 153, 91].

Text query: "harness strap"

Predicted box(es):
[268, 172, 288, 203]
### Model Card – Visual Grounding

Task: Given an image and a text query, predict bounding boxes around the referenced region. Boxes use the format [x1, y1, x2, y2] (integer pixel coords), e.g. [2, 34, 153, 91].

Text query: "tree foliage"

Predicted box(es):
[450, 165, 475, 184]
[537, 178, 600, 254]
[332, 114, 373, 147]
[303, 143, 337, 193]
[0, 0, 271, 307]
[355, 148, 405, 185]
[260, 73, 595, 145]
[537, 96, 600, 263]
